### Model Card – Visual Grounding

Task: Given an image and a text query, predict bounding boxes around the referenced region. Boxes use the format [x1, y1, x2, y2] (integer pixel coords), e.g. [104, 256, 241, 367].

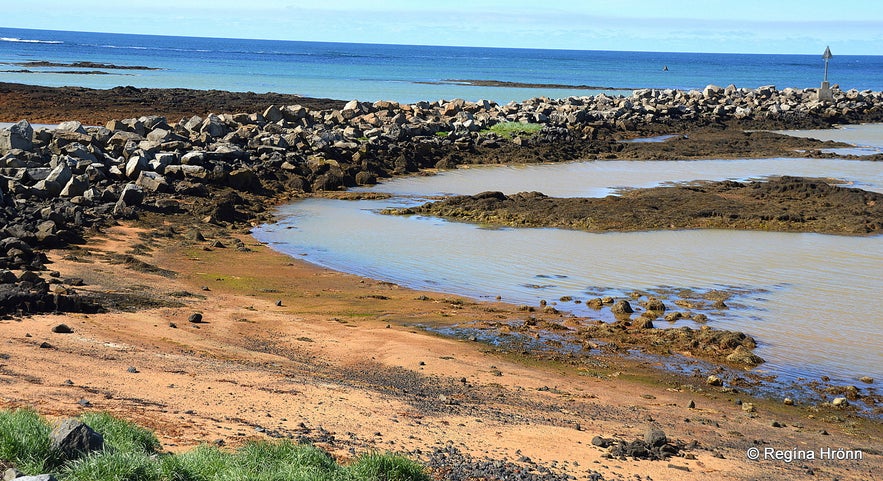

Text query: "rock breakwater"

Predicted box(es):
[0, 84, 881, 314]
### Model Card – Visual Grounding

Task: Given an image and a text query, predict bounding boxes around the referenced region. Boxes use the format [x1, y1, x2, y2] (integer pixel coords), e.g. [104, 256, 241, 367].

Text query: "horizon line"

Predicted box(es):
[1, 25, 875, 58]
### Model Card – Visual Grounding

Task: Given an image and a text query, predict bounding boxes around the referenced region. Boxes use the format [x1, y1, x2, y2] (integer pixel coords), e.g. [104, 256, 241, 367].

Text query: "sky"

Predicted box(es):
[3, 0, 882, 55]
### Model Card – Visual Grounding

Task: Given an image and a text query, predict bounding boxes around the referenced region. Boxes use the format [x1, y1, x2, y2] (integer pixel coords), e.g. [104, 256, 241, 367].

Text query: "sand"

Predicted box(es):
[1, 221, 879, 481]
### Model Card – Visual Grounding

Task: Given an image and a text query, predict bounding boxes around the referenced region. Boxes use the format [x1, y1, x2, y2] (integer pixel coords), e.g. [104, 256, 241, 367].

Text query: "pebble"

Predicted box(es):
[51, 323, 74, 334]
[188, 312, 203, 323]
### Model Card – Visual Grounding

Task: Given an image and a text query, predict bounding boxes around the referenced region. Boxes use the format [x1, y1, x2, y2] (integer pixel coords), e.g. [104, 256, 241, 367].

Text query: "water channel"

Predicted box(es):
[253, 127, 883, 400]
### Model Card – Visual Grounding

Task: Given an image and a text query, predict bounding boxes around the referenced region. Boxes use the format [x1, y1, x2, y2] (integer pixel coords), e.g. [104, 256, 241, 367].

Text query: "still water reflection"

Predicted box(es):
[254, 151, 883, 394]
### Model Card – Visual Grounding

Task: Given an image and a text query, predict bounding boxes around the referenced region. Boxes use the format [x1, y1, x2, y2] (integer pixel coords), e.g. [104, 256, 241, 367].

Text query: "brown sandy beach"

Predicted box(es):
[1, 83, 882, 480]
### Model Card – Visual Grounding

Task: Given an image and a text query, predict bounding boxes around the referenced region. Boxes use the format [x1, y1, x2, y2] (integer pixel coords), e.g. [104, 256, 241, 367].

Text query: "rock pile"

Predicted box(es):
[0, 85, 881, 314]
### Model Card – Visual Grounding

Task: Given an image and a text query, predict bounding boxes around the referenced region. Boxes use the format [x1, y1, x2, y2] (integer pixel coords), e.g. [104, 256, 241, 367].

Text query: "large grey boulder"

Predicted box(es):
[60, 174, 90, 198]
[117, 183, 145, 206]
[136, 171, 169, 193]
[0, 120, 34, 152]
[49, 418, 103, 460]
[57, 121, 87, 135]
[125, 155, 148, 179]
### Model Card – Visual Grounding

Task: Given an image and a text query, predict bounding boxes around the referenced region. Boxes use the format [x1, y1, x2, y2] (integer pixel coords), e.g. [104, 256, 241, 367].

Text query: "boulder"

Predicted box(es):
[200, 115, 228, 138]
[263, 105, 284, 123]
[125, 155, 148, 179]
[725, 345, 765, 366]
[9, 475, 58, 481]
[136, 171, 169, 193]
[57, 121, 87, 134]
[45, 161, 73, 188]
[0, 120, 34, 152]
[644, 297, 666, 312]
[611, 299, 633, 315]
[644, 427, 667, 447]
[60, 174, 90, 198]
[227, 168, 259, 191]
[118, 183, 145, 206]
[49, 418, 104, 460]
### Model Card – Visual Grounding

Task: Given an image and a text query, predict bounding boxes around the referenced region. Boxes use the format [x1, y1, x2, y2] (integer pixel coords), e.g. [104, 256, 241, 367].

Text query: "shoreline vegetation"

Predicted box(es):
[1, 81, 882, 480]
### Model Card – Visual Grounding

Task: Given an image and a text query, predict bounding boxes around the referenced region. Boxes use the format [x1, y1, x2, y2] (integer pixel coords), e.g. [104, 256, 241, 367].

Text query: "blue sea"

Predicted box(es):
[2, 27, 882, 104]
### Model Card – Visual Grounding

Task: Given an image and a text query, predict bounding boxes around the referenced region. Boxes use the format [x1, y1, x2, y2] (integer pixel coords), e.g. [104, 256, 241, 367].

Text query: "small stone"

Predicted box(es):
[169, 322, 177, 329]
[275, 300, 283, 306]
[859, 376, 874, 384]
[51, 323, 74, 334]
[706, 375, 723, 386]
[783, 397, 794, 405]
[4, 467, 24, 481]
[77, 399, 91, 407]
[188, 312, 203, 323]
[687, 400, 696, 409]
[832, 397, 849, 407]
[39, 341, 53, 349]
[741, 402, 756, 413]
[127, 366, 139, 373]
[591, 436, 610, 448]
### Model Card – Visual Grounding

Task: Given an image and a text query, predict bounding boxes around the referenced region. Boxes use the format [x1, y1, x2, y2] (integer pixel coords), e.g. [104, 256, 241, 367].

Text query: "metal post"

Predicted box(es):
[819, 46, 833, 102]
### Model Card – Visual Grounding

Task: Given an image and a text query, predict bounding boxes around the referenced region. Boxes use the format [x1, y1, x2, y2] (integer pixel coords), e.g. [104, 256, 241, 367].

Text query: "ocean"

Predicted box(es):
[2, 27, 882, 104]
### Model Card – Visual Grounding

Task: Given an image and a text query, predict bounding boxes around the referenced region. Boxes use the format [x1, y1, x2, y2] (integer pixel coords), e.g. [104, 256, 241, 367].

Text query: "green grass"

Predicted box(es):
[483, 121, 544, 139]
[0, 409, 62, 475]
[0, 410, 429, 481]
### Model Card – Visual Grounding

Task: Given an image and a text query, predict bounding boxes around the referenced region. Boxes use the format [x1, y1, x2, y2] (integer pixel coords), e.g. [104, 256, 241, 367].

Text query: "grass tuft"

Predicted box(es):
[345, 452, 430, 481]
[483, 121, 544, 139]
[0, 410, 429, 481]
[0, 409, 61, 475]
[80, 412, 161, 455]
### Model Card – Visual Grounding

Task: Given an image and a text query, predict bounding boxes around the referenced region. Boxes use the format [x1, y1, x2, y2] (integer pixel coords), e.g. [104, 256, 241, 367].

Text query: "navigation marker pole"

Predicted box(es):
[819, 46, 833, 102]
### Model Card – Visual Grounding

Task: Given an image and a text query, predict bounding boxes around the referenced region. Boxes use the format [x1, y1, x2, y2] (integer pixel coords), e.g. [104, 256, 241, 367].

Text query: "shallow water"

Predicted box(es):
[775, 123, 883, 156]
[254, 153, 883, 394]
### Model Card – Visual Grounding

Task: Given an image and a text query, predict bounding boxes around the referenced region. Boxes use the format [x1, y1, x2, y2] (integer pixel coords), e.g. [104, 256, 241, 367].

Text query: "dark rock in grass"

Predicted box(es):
[188, 312, 204, 323]
[51, 324, 73, 334]
[50, 418, 104, 460]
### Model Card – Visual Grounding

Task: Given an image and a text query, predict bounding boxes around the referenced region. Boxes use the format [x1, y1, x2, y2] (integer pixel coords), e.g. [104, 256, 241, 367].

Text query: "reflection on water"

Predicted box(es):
[254, 153, 883, 397]
[354, 157, 883, 198]
[776, 123, 883, 156]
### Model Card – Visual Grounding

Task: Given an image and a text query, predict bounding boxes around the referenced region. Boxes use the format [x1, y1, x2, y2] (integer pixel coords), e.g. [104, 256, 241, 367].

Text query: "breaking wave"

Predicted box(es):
[0, 37, 63, 44]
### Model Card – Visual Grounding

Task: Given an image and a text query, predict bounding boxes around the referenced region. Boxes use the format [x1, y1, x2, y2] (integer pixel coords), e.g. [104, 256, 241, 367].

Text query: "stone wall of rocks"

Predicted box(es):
[0, 85, 881, 314]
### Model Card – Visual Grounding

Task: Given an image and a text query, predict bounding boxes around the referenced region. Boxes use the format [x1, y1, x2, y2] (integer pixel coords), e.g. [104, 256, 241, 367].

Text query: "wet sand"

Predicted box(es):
[0, 82, 881, 479]
[0, 215, 878, 481]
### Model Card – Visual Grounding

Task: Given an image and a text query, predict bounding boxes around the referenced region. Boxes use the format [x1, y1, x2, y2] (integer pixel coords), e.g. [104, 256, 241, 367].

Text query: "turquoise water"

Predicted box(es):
[2, 27, 883, 103]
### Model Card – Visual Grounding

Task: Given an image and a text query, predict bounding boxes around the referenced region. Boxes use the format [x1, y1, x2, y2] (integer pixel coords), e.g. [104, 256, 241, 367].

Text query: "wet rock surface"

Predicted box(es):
[390, 176, 883, 235]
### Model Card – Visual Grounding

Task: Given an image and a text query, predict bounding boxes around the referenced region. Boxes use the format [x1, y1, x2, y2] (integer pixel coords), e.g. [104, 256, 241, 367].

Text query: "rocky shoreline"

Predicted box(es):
[385, 176, 883, 235]
[1, 80, 882, 479]
[0, 82, 881, 323]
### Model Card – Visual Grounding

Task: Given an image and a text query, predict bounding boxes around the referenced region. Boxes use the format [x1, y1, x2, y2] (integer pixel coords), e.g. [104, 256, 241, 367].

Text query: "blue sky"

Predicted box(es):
[3, 0, 882, 54]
